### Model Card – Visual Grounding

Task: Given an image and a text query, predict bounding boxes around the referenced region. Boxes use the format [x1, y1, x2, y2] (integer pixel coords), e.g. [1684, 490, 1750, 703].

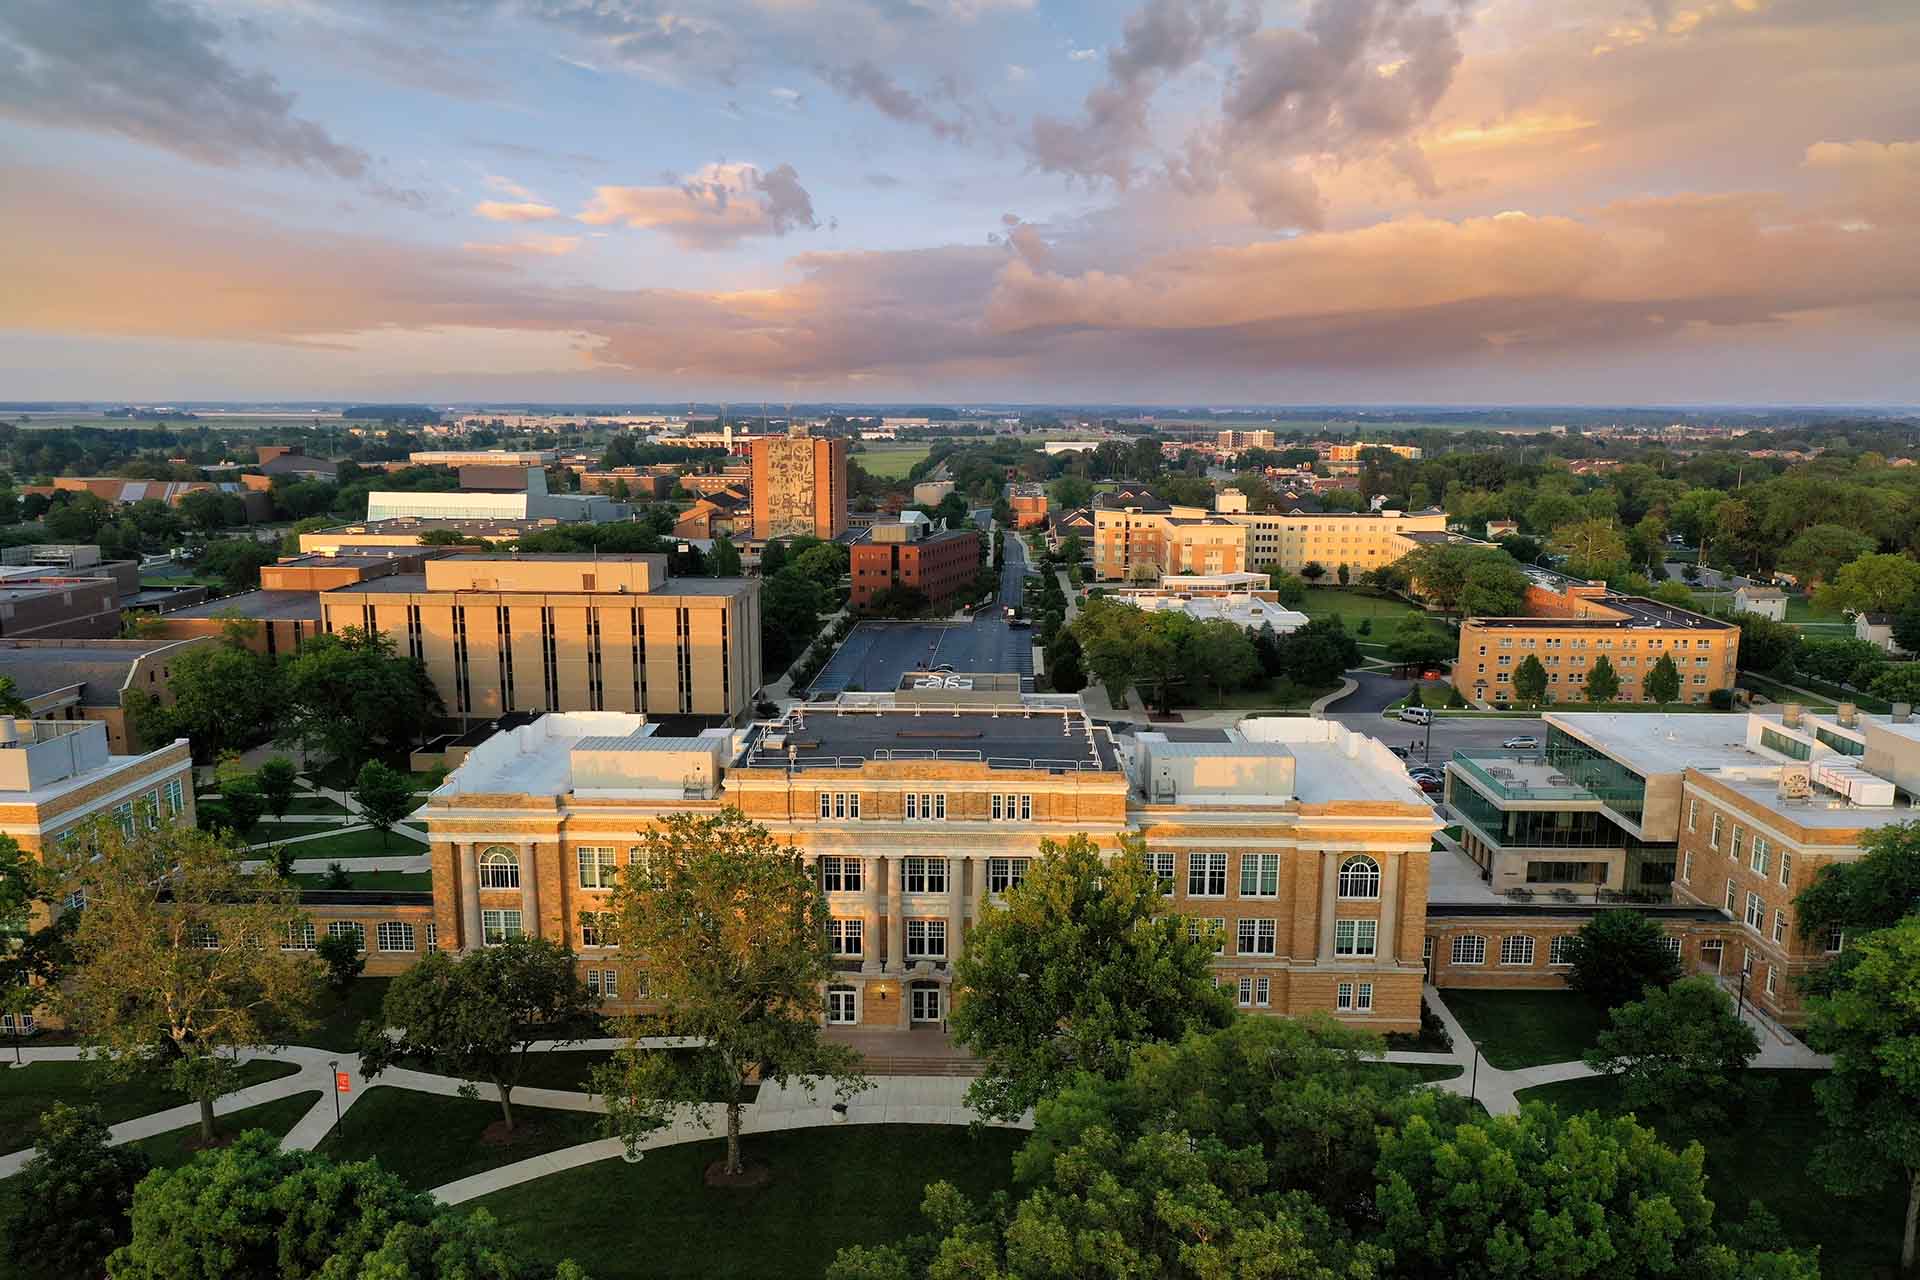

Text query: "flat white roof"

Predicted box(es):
[1545, 712, 1759, 776]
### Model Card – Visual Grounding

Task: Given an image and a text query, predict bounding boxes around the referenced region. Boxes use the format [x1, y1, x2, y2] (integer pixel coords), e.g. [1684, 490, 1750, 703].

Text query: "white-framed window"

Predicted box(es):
[1686, 797, 1698, 832]
[579, 912, 612, 948]
[991, 794, 1032, 821]
[1254, 976, 1269, 1006]
[1826, 926, 1845, 954]
[1188, 853, 1227, 897]
[478, 847, 520, 889]
[903, 857, 948, 894]
[1145, 851, 1175, 893]
[1334, 918, 1377, 958]
[327, 921, 365, 951]
[1548, 934, 1572, 966]
[1238, 975, 1254, 1006]
[1725, 880, 1736, 912]
[114, 803, 135, 838]
[826, 985, 857, 1024]
[284, 920, 316, 951]
[577, 847, 617, 889]
[0, 1012, 36, 1035]
[187, 924, 220, 950]
[904, 793, 947, 821]
[1681, 850, 1694, 884]
[139, 792, 161, 831]
[829, 918, 863, 957]
[1237, 918, 1278, 956]
[425, 922, 438, 950]
[586, 968, 619, 998]
[905, 918, 947, 959]
[1451, 934, 1486, 966]
[1771, 911, 1787, 944]
[1710, 813, 1723, 851]
[1337, 981, 1372, 1011]
[820, 856, 863, 893]
[1239, 853, 1279, 897]
[1779, 851, 1792, 887]
[1744, 891, 1764, 931]
[1661, 936, 1683, 957]
[377, 921, 415, 953]
[1730, 827, 1744, 862]
[481, 909, 523, 946]
[1765, 967, 1777, 997]
[1188, 917, 1226, 953]
[1500, 934, 1535, 966]
[1338, 856, 1381, 900]
[164, 778, 186, 815]
[64, 888, 85, 911]
[987, 858, 1030, 894]
[1750, 837, 1770, 877]
[819, 792, 861, 820]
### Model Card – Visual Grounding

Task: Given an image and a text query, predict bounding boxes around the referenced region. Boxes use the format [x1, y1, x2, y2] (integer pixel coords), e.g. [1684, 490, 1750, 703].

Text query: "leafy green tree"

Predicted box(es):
[1268, 571, 1308, 607]
[1050, 473, 1093, 511]
[194, 536, 277, 591]
[124, 624, 281, 763]
[1552, 516, 1630, 581]
[1336, 561, 1350, 586]
[1815, 552, 1920, 616]
[1512, 653, 1548, 705]
[1733, 612, 1803, 676]
[45, 819, 319, 1142]
[1386, 613, 1454, 667]
[0, 674, 29, 717]
[1459, 554, 1530, 618]
[2, 834, 73, 1041]
[351, 759, 413, 849]
[1794, 819, 1920, 958]
[1805, 916, 1920, 1273]
[1646, 650, 1682, 705]
[1272, 615, 1361, 687]
[1045, 628, 1086, 693]
[109, 1132, 588, 1279]
[1301, 559, 1327, 582]
[951, 834, 1232, 1122]
[1582, 976, 1763, 1126]
[1376, 1094, 1817, 1280]
[1871, 663, 1920, 705]
[1585, 653, 1621, 703]
[1798, 636, 1888, 687]
[213, 756, 264, 841]
[709, 534, 743, 577]
[255, 755, 297, 820]
[1561, 909, 1683, 1011]
[1186, 617, 1259, 704]
[595, 809, 867, 1174]
[315, 930, 365, 991]
[279, 627, 441, 774]
[358, 937, 593, 1132]
[1, 1102, 150, 1276]
[1779, 523, 1876, 585]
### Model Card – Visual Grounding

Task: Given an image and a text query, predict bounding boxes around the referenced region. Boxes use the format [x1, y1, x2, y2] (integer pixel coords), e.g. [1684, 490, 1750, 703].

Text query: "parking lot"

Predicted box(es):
[807, 619, 1034, 696]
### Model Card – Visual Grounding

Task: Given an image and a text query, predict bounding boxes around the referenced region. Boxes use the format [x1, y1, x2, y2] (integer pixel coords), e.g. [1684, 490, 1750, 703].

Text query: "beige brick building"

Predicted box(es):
[419, 696, 1439, 1033]
[1093, 503, 1453, 583]
[319, 554, 761, 722]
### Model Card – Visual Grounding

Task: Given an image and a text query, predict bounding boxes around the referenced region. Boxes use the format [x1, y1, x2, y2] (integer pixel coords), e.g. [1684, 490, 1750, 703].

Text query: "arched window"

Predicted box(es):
[479, 847, 520, 890]
[1338, 855, 1380, 899]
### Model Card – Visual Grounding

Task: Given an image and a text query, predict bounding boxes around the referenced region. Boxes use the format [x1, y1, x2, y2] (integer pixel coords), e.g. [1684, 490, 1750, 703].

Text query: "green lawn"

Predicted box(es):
[284, 795, 351, 815]
[1184, 677, 1341, 710]
[293, 870, 433, 892]
[1, 1058, 301, 1154]
[130, 1092, 322, 1170]
[315, 1087, 604, 1189]
[265, 828, 423, 860]
[853, 445, 933, 480]
[1516, 1072, 1902, 1280]
[1298, 586, 1432, 632]
[513, 1049, 615, 1093]
[1784, 596, 1844, 624]
[474, 1125, 1025, 1279]
[1438, 989, 1612, 1069]
[1739, 672, 1839, 711]
[247, 818, 352, 843]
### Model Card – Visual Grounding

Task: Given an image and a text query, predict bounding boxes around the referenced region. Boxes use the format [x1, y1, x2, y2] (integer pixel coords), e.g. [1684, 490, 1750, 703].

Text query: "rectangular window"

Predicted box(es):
[1146, 852, 1175, 893]
[1779, 851, 1792, 888]
[820, 856, 863, 893]
[903, 858, 949, 894]
[1710, 813, 1723, 851]
[1237, 918, 1277, 955]
[819, 791, 832, 819]
[988, 858, 1030, 894]
[1451, 935, 1486, 965]
[829, 919, 864, 957]
[1355, 982, 1373, 1011]
[905, 793, 947, 821]
[1188, 918, 1226, 954]
[327, 921, 365, 951]
[284, 921, 316, 951]
[1750, 837, 1770, 877]
[1500, 934, 1536, 966]
[1337, 981, 1353, 1010]
[481, 909, 523, 946]
[1826, 926, 1845, 954]
[114, 802, 135, 838]
[425, 923, 437, 951]
[164, 778, 186, 815]
[577, 847, 618, 889]
[826, 987, 857, 1024]
[579, 912, 612, 948]
[1239, 853, 1279, 898]
[1772, 910, 1788, 944]
[1255, 977, 1269, 1007]
[1730, 827, 1743, 862]
[1334, 918, 1377, 958]
[905, 919, 947, 958]
[1238, 975, 1254, 1006]
[991, 793, 1031, 821]
[1744, 891, 1764, 931]
[586, 968, 601, 997]
[185, 923, 219, 950]
[1662, 937, 1682, 956]
[1765, 967, 1777, 998]
[1549, 935, 1572, 966]
[1682, 850, 1694, 884]
[1188, 853, 1228, 897]
[377, 921, 415, 953]
[1725, 880, 1736, 912]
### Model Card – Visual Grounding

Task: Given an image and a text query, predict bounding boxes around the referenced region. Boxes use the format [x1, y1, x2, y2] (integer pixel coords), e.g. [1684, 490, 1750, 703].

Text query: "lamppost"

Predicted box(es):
[1469, 1040, 1481, 1105]
[1737, 955, 1752, 1019]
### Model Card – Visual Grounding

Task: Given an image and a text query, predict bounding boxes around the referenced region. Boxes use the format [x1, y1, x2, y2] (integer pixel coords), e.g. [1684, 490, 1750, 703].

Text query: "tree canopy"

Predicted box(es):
[1560, 909, 1684, 1011]
[278, 626, 441, 772]
[1815, 552, 1920, 616]
[1582, 976, 1763, 1128]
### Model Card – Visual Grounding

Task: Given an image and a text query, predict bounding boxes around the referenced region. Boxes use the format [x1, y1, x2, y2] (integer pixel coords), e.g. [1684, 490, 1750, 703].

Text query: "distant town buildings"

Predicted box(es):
[364, 466, 625, 524]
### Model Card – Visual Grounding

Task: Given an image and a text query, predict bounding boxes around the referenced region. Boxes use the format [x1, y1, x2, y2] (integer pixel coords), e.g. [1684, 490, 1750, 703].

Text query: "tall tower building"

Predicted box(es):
[751, 427, 848, 540]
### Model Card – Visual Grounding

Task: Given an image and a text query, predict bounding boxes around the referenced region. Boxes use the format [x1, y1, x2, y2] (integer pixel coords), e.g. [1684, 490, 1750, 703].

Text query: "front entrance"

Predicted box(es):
[1700, 940, 1725, 974]
[910, 984, 942, 1024]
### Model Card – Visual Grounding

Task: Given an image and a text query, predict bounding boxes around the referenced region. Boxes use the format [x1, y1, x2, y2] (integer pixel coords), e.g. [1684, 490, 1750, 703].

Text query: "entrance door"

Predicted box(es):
[910, 985, 942, 1024]
[1700, 940, 1724, 975]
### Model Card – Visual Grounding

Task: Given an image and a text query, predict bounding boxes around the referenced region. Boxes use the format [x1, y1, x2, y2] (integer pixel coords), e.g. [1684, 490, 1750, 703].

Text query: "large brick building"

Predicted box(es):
[419, 696, 1439, 1033]
[1093, 500, 1454, 583]
[850, 516, 981, 613]
[751, 428, 847, 541]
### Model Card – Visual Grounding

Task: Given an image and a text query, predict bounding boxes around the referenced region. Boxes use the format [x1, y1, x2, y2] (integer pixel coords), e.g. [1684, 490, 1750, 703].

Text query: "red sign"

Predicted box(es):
[335, 1072, 352, 1094]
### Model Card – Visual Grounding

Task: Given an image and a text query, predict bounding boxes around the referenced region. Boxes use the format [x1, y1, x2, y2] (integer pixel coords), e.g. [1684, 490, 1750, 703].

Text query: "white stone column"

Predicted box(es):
[519, 846, 540, 939]
[862, 856, 883, 974]
[1318, 850, 1339, 961]
[460, 844, 481, 952]
[886, 856, 904, 975]
[946, 857, 967, 967]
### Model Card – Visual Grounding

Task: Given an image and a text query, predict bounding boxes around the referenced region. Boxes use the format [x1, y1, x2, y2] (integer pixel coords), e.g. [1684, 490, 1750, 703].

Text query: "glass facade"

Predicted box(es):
[1760, 726, 1812, 761]
[1449, 776, 1624, 848]
[1813, 725, 1866, 757]
[1546, 726, 1648, 822]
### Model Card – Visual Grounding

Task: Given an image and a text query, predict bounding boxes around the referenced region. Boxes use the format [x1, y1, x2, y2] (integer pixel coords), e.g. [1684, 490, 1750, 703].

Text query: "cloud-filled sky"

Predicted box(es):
[2, 0, 1918, 404]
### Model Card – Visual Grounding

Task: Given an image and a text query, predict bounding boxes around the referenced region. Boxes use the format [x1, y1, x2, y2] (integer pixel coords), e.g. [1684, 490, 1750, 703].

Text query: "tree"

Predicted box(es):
[1459, 555, 1530, 618]
[595, 808, 867, 1174]
[1336, 561, 1350, 586]
[1272, 616, 1361, 687]
[0, 674, 29, 717]
[1582, 976, 1763, 1126]
[1552, 516, 1630, 581]
[45, 819, 320, 1142]
[0, 1103, 150, 1276]
[1799, 636, 1888, 687]
[124, 625, 281, 763]
[1376, 1094, 1817, 1280]
[1815, 552, 1920, 616]
[1895, 603, 1920, 656]
[1385, 613, 1453, 668]
[108, 1132, 588, 1279]
[351, 759, 413, 849]
[709, 534, 743, 577]
[865, 584, 930, 618]
[1269, 571, 1307, 607]
[255, 755, 297, 820]
[1561, 909, 1683, 1011]
[1585, 652, 1621, 703]
[1794, 818, 1920, 956]
[1045, 628, 1086, 693]
[1805, 916, 1920, 1274]
[1512, 653, 1548, 706]
[1300, 559, 1327, 582]
[358, 937, 591, 1132]
[1185, 617, 1259, 704]
[1779, 523, 1876, 585]
[1871, 663, 1920, 705]
[316, 930, 365, 991]
[1734, 612, 1803, 676]
[195, 536, 277, 592]
[1, 834, 73, 1042]
[950, 834, 1232, 1121]
[1646, 650, 1682, 705]
[279, 627, 440, 774]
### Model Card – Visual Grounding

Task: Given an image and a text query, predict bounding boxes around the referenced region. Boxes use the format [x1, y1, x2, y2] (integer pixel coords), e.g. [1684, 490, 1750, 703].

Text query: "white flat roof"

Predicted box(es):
[1545, 712, 1759, 776]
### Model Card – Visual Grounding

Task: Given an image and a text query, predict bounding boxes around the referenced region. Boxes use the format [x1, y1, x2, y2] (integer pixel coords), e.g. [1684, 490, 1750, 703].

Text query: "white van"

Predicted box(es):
[1399, 706, 1432, 725]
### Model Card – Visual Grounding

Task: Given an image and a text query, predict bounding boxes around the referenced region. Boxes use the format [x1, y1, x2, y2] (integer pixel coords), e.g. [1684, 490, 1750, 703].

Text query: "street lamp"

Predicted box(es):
[1469, 1040, 1481, 1105]
[1737, 955, 1752, 1019]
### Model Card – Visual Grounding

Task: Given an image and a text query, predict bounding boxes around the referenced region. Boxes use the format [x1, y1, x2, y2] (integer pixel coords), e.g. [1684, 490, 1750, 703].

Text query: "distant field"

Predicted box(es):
[855, 445, 933, 479]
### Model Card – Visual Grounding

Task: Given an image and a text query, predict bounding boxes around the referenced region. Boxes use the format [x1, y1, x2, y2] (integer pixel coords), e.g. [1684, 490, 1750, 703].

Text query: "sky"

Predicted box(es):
[1, 0, 1918, 406]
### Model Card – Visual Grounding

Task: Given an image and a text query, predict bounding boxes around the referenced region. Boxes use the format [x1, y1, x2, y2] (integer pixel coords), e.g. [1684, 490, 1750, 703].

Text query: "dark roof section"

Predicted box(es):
[1425, 903, 1729, 920]
[0, 642, 183, 704]
[739, 706, 1118, 773]
[1469, 593, 1737, 631]
[159, 590, 323, 621]
[297, 889, 435, 906]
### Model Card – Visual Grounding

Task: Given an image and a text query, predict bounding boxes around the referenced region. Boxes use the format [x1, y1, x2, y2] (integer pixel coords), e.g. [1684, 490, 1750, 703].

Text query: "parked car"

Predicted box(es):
[1388, 745, 1411, 760]
[1417, 777, 1444, 794]
[1398, 706, 1432, 725]
[1502, 735, 1541, 750]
